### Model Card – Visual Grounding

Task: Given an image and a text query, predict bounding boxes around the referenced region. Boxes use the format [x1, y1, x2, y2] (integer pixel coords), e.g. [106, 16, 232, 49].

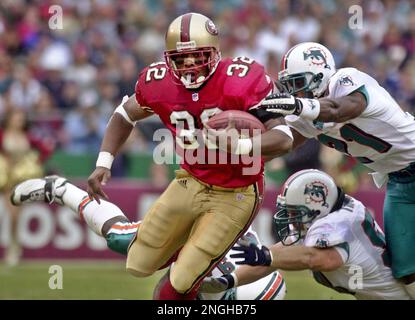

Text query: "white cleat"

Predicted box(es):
[11, 175, 68, 206]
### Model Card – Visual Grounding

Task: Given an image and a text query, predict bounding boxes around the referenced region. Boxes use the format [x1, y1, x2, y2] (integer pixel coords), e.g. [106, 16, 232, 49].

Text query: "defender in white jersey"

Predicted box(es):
[259, 42, 415, 297]
[10, 175, 286, 300]
[201, 170, 411, 299]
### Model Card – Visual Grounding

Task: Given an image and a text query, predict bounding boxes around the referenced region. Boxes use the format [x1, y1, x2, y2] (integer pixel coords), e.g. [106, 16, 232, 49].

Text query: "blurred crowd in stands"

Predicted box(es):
[1, 0, 414, 189]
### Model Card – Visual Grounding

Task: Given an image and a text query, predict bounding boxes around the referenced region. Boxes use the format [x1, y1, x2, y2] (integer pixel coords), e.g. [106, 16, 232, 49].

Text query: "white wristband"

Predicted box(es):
[96, 152, 114, 169]
[235, 138, 253, 155]
[272, 124, 293, 140]
[297, 98, 320, 120]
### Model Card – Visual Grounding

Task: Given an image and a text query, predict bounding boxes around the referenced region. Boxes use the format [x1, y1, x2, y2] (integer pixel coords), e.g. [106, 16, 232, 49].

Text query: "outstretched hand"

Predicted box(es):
[87, 167, 111, 204]
[230, 238, 273, 266]
[260, 93, 303, 116]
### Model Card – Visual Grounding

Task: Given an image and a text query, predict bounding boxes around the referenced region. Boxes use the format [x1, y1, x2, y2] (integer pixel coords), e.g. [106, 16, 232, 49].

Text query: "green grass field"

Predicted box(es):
[0, 260, 354, 300]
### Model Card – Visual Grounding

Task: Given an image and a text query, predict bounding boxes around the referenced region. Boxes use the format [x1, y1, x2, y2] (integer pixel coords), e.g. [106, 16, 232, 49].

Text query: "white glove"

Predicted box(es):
[261, 93, 321, 120]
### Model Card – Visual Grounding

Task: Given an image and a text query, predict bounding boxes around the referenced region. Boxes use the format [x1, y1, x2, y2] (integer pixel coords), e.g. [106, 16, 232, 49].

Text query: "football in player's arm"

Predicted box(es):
[258, 42, 415, 298]
[200, 170, 412, 300]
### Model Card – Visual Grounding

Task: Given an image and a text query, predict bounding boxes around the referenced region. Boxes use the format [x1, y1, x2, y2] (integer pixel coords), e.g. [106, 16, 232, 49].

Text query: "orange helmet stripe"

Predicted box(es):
[261, 272, 284, 300]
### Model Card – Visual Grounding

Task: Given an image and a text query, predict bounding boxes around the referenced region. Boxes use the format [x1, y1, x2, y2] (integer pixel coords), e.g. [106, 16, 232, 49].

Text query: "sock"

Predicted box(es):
[59, 183, 88, 213]
[405, 281, 415, 299]
[153, 270, 198, 300]
[105, 221, 141, 255]
[59, 183, 127, 236]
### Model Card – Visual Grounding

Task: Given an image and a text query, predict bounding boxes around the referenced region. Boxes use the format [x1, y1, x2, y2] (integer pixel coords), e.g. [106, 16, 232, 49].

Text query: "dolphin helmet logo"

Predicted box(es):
[303, 48, 331, 69]
[304, 181, 329, 208]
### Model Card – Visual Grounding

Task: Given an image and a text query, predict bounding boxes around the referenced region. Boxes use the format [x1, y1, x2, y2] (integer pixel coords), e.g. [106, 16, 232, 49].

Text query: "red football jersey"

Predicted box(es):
[135, 57, 272, 188]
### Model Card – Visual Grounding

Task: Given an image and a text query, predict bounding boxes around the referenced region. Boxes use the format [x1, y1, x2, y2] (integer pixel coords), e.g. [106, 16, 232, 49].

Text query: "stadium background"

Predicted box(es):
[0, 0, 413, 299]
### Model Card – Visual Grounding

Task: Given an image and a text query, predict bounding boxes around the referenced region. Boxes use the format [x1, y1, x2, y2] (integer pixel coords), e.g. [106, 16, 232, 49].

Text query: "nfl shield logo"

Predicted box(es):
[192, 93, 199, 101]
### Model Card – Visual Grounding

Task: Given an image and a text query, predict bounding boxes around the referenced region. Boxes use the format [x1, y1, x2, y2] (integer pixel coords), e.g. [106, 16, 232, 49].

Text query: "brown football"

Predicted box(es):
[206, 110, 265, 137]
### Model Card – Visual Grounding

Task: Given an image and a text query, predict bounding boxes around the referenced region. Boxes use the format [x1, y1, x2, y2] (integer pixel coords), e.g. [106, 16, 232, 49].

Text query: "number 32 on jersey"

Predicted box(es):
[170, 108, 222, 150]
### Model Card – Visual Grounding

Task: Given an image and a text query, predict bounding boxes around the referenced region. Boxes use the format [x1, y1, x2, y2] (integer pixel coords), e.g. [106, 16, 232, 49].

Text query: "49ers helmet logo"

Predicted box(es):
[304, 181, 329, 208]
[303, 47, 331, 69]
[205, 20, 218, 35]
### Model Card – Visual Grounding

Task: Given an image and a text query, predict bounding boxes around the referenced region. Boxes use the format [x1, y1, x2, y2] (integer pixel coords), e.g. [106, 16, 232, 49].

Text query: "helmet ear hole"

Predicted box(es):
[314, 73, 324, 82]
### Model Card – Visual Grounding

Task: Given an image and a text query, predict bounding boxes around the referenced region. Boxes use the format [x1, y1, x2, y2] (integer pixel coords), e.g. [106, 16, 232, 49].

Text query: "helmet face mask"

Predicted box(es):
[164, 13, 221, 89]
[273, 202, 320, 245]
[164, 47, 220, 89]
[279, 72, 322, 98]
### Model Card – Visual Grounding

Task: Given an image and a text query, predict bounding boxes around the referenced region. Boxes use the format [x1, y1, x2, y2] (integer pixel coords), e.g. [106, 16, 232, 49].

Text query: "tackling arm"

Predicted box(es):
[233, 265, 275, 287]
[269, 244, 344, 272]
[231, 242, 344, 272]
[230, 241, 344, 286]
[261, 91, 367, 123]
[201, 242, 344, 293]
[316, 91, 367, 123]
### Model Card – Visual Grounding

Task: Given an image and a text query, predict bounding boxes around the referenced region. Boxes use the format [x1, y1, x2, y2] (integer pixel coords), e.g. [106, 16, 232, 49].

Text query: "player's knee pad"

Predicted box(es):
[126, 237, 158, 277]
[170, 270, 193, 294]
[138, 203, 178, 248]
[167, 246, 206, 294]
[193, 217, 241, 257]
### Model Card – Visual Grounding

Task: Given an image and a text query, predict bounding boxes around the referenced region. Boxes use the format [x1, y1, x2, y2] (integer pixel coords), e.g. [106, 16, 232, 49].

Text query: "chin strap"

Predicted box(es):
[180, 75, 206, 89]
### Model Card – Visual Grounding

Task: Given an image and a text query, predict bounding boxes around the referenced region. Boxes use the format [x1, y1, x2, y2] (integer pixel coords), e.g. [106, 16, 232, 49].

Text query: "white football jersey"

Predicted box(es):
[303, 195, 410, 300]
[199, 227, 286, 300]
[286, 67, 415, 186]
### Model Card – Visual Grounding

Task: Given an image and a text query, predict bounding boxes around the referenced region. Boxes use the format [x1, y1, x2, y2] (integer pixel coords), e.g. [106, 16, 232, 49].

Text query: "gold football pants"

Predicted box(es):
[126, 169, 264, 294]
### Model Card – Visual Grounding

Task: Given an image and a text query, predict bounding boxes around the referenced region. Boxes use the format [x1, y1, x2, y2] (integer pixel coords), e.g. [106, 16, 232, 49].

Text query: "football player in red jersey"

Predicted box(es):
[74, 13, 293, 299]
[11, 174, 286, 300]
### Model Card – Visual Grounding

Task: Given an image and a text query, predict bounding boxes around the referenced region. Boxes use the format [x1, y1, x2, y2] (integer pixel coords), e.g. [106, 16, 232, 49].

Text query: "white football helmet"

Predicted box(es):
[198, 271, 286, 301]
[278, 42, 336, 97]
[164, 12, 221, 89]
[235, 271, 286, 300]
[274, 169, 344, 245]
